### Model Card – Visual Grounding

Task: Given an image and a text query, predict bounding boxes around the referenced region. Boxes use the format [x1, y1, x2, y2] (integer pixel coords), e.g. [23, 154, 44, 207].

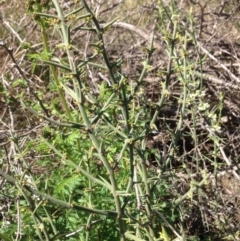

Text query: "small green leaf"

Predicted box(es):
[0, 233, 12, 241]
[124, 231, 146, 241]
[12, 79, 27, 88]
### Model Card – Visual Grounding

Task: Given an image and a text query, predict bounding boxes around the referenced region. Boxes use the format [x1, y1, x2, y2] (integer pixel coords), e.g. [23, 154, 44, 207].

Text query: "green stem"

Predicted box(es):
[150, 17, 178, 127]
[81, 0, 117, 85]
[0, 169, 118, 217]
[174, 31, 188, 146]
[174, 173, 210, 205]
[15, 182, 50, 241]
[41, 28, 72, 121]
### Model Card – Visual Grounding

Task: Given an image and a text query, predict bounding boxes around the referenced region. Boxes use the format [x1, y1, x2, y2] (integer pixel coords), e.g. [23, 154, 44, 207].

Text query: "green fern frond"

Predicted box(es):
[54, 174, 82, 198]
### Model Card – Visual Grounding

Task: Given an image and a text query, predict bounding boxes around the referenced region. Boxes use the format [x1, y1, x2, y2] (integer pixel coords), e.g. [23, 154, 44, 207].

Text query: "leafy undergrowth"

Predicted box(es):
[1, 0, 240, 241]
